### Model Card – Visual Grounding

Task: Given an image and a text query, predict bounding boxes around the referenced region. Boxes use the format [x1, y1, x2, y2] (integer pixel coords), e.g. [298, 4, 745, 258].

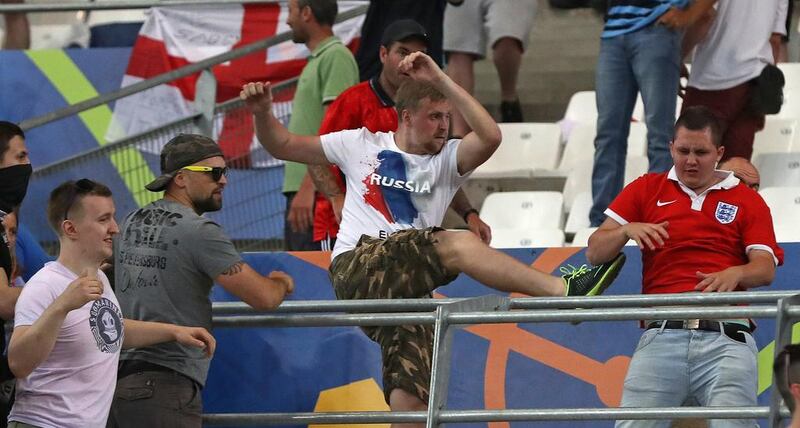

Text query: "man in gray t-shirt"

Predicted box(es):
[108, 134, 294, 428]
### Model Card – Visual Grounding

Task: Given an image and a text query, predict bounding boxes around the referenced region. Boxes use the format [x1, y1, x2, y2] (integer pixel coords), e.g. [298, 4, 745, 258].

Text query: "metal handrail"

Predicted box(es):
[211, 305, 788, 328]
[211, 290, 800, 314]
[31, 77, 297, 176]
[203, 292, 799, 426]
[0, 0, 285, 13]
[18, 4, 368, 130]
[204, 407, 789, 425]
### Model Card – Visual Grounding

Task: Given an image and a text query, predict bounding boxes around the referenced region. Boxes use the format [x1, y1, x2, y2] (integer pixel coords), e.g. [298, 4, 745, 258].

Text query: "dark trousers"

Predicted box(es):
[283, 192, 318, 251]
[107, 371, 202, 428]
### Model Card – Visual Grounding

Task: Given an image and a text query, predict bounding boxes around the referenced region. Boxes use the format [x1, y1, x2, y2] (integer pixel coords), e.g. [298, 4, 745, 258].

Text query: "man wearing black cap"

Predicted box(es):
[308, 19, 491, 251]
[108, 134, 294, 428]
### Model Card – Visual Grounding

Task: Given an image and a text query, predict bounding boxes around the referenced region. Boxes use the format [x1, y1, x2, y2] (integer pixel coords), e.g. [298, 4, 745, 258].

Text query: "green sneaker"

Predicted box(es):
[562, 253, 626, 296]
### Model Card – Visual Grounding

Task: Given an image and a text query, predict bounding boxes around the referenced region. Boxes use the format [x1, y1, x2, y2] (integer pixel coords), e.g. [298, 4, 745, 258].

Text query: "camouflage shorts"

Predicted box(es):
[329, 227, 458, 403]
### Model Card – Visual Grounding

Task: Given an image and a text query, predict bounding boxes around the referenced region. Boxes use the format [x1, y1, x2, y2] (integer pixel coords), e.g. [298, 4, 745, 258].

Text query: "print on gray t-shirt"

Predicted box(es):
[116, 199, 241, 386]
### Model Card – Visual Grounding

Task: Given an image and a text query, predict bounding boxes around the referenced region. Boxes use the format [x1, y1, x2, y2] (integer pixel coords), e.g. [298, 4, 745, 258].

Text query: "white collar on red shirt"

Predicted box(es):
[667, 166, 740, 211]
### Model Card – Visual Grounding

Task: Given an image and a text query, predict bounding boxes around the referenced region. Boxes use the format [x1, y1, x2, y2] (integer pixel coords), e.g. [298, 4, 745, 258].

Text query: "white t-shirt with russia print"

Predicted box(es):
[10, 261, 124, 428]
[321, 128, 471, 260]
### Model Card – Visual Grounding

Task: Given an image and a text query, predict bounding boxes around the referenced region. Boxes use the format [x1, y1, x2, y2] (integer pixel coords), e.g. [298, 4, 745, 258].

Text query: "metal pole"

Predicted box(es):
[209, 291, 800, 315]
[18, 4, 368, 130]
[427, 296, 510, 428]
[0, 0, 288, 13]
[194, 69, 217, 137]
[769, 294, 800, 427]
[202, 406, 780, 425]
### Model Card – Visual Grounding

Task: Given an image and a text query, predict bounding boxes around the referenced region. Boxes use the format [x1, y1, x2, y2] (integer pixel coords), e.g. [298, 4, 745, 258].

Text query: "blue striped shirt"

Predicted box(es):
[602, 0, 689, 38]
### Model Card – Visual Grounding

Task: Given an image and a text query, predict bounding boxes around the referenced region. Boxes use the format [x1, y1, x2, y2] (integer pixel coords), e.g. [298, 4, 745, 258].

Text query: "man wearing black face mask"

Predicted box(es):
[0, 120, 32, 421]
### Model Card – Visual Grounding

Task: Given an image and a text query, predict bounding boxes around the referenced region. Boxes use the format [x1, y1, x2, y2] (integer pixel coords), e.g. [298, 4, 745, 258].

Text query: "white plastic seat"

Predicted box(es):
[480, 191, 564, 229]
[558, 121, 648, 172]
[570, 227, 598, 247]
[565, 191, 592, 234]
[562, 159, 592, 212]
[759, 186, 800, 228]
[625, 155, 649, 185]
[774, 223, 800, 243]
[752, 117, 797, 156]
[563, 91, 598, 125]
[472, 123, 561, 178]
[490, 228, 565, 249]
[753, 153, 800, 188]
[778, 63, 800, 93]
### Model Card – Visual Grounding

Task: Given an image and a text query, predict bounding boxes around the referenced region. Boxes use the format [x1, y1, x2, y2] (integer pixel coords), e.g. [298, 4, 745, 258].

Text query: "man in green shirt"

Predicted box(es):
[282, 0, 359, 250]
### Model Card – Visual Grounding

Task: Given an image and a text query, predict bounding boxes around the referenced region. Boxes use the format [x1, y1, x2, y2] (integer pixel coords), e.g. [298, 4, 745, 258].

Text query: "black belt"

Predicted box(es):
[645, 320, 751, 344]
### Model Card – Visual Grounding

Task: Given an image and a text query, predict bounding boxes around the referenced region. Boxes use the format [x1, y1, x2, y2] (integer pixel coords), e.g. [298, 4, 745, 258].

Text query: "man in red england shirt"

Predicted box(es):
[308, 19, 491, 250]
[586, 106, 784, 427]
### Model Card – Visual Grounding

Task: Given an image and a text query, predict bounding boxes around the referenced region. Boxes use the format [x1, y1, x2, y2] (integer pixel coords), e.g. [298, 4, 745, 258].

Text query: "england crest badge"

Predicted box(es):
[715, 201, 739, 224]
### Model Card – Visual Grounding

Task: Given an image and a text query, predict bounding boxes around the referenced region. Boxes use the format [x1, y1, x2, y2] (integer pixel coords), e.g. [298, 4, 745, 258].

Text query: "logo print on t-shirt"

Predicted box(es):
[89, 298, 124, 353]
[715, 201, 739, 224]
[362, 150, 430, 224]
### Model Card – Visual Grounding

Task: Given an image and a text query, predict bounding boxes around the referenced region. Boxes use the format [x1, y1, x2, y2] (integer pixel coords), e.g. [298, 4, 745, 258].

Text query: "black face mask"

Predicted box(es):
[0, 163, 32, 213]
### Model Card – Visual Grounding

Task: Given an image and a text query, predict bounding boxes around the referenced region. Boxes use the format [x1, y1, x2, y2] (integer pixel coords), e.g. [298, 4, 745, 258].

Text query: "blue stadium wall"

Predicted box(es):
[207, 246, 800, 428]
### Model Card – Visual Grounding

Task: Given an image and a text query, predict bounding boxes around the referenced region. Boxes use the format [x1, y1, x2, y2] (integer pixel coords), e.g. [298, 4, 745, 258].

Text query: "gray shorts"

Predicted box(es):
[443, 0, 537, 58]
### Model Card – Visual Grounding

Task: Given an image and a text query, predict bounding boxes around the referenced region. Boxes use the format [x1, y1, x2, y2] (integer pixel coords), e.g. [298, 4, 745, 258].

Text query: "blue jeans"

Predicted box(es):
[615, 327, 759, 428]
[590, 25, 681, 226]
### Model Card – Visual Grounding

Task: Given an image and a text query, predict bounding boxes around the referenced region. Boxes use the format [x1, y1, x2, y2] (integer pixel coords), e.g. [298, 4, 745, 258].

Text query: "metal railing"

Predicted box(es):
[23, 3, 368, 251]
[206, 291, 800, 427]
[0, 0, 287, 13]
[17, 3, 368, 130]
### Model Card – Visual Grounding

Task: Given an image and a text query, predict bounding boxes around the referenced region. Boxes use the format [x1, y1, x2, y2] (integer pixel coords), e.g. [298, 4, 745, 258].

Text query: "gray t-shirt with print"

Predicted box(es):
[116, 199, 241, 386]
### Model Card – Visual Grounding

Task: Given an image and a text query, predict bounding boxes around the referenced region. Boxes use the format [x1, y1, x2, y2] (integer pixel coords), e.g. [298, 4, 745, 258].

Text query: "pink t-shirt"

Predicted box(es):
[10, 261, 124, 428]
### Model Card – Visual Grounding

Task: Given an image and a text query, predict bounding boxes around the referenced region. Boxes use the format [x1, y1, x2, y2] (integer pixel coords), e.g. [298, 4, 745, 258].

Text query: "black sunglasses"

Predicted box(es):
[63, 178, 98, 221]
[181, 166, 229, 182]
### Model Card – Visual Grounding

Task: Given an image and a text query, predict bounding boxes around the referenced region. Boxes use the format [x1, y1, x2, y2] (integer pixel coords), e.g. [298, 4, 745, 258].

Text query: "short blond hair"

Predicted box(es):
[394, 80, 446, 117]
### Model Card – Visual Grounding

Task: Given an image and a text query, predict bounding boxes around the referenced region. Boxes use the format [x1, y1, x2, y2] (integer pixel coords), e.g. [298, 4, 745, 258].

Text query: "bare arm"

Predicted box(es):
[215, 261, 293, 311]
[681, 7, 716, 59]
[586, 217, 670, 265]
[9, 270, 103, 378]
[1, 0, 30, 50]
[241, 82, 329, 165]
[694, 250, 776, 292]
[398, 52, 502, 175]
[448, 190, 491, 244]
[0, 277, 21, 320]
[658, 0, 717, 30]
[123, 319, 215, 357]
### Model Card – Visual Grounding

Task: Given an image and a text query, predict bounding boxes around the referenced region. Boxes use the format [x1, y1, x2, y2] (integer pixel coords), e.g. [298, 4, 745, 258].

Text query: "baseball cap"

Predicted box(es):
[380, 19, 430, 48]
[145, 134, 224, 192]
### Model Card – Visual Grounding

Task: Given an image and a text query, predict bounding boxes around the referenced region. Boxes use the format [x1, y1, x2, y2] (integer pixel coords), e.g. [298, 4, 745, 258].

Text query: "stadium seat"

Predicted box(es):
[625, 155, 649, 184]
[753, 153, 800, 188]
[565, 191, 592, 234]
[490, 228, 565, 248]
[480, 191, 564, 229]
[472, 123, 561, 178]
[563, 91, 598, 125]
[752, 117, 797, 156]
[558, 121, 647, 172]
[562, 158, 592, 211]
[775, 223, 800, 243]
[759, 187, 800, 228]
[778, 63, 800, 92]
[570, 227, 598, 247]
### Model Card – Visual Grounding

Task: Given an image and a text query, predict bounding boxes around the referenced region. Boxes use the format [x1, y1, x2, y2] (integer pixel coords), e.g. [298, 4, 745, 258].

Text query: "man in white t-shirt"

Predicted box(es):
[683, 0, 788, 161]
[6, 179, 215, 428]
[241, 51, 626, 420]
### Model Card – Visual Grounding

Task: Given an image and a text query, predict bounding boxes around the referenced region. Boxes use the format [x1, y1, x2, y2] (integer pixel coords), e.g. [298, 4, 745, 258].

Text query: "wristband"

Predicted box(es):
[462, 208, 479, 222]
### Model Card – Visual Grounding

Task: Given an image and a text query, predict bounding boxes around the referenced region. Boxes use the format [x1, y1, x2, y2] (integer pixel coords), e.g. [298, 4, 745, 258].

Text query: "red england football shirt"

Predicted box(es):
[606, 168, 784, 295]
[314, 77, 399, 242]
